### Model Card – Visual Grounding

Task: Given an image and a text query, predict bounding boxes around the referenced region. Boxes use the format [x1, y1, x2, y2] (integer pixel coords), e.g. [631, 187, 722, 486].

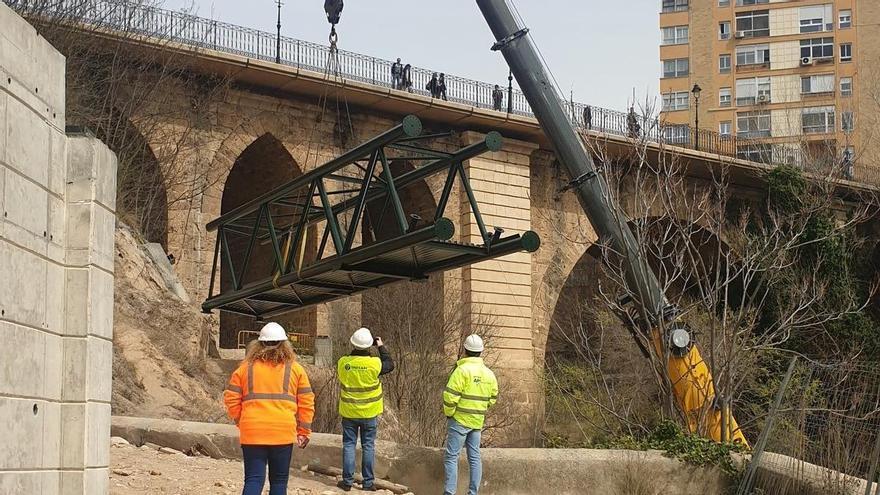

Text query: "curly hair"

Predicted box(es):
[245, 339, 296, 365]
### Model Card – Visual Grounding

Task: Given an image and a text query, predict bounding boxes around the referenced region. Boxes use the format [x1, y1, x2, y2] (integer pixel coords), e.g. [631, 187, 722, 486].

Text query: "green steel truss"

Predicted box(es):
[203, 115, 540, 320]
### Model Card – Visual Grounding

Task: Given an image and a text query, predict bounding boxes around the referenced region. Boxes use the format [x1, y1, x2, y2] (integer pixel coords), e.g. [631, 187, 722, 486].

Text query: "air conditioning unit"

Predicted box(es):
[800, 56, 813, 66]
[757, 94, 770, 104]
[734, 31, 746, 39]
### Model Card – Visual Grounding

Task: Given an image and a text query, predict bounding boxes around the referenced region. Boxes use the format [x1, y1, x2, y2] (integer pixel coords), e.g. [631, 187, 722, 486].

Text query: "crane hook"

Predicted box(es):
[324, 0, 343, 25]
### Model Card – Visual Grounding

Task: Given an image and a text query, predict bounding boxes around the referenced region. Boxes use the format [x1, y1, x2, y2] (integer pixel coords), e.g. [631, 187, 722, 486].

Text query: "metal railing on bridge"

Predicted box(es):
[6, 0, 877, 186]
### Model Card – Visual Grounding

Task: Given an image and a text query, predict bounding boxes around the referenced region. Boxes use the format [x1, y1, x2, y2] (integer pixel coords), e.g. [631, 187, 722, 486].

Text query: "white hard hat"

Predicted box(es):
[350, 327, 374, 350]
[464, 334, 484, 353]
[258, 322, 287, 342]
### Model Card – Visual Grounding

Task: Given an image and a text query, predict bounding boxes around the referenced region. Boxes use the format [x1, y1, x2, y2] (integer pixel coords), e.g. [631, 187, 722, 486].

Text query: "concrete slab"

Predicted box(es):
[41, 400, 62, 469]
[45, 260, 65, 332]
[4, 167, 48, 238]
[60, 337, 87, 402]
[86, 338, 113, 402]
[0, 92, 6, 165]
[0, 321, 45, 397]
[63, 268, 90, 337]
[84, 468, 109, 495]
[44, 332, 63, 400]
[0, 239, 47, 328]
[85, 403, 111, 467]
[0, 397, 45, 470]
[48, 127, 66, 197]
[59, 403, 85, 469]
[0, 471, 44, 495]
[5, 95, 49, 186]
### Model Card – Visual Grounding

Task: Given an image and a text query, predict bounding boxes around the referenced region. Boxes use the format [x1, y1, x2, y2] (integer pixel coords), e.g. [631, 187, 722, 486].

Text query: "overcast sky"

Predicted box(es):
[164, 0, 660, 111]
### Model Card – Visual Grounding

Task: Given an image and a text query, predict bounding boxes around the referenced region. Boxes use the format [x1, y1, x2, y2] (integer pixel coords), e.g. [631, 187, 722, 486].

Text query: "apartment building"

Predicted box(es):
[659, 0, 880, 175]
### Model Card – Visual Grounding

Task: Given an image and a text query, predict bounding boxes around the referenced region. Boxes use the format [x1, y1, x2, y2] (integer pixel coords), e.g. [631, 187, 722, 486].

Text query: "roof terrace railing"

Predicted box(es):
[6, 0, 875, 186]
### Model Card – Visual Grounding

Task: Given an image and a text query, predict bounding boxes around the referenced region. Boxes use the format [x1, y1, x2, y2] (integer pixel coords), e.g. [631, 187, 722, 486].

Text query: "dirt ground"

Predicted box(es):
[110, 441, 395, 495]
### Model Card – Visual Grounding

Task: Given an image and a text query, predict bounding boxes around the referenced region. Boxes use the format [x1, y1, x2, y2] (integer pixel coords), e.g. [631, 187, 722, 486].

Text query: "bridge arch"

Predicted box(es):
[218, 132, 318, 348]
[539, 215, 734, 439]
[96, 112, 168, 249]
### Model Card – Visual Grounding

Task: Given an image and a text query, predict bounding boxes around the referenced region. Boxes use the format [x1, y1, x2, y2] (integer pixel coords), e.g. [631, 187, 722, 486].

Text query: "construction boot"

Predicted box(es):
[336, 480, 352, 492]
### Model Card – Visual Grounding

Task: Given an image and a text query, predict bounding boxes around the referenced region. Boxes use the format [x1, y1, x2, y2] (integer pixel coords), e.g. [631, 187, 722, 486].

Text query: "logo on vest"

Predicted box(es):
[473, 377, 482, 384]
[344, 364, 351, 371]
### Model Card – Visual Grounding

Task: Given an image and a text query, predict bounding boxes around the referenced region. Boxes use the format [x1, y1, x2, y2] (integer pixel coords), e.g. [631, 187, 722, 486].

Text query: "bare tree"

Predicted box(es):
[541, 99, 879, 444]
[12, 0, 235, 248]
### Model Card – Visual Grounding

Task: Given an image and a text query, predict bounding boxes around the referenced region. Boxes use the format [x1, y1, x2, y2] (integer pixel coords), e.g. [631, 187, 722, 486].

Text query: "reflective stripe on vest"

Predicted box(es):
[337, 355, 383, 419]
[242, 362, 295, 402]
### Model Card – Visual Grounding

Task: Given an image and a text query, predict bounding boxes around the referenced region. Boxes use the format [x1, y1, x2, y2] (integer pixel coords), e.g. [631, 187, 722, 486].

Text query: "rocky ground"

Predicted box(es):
[110, 438, 400, 495]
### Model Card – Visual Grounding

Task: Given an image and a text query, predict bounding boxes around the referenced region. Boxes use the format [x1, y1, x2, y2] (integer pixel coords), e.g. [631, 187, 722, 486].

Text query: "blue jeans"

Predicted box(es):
[241, 444, 293, 495]
[341, 417, 378, 488]
[443, 418, 482, 495]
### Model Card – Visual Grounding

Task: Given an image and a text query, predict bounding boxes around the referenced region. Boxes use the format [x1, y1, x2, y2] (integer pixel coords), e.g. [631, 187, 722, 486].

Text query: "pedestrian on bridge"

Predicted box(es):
[427, 72, 441, 98]
[439, 73, 448, 101]
[583, 105, 592, 130]
[223, 322, 315, 495]
[391, 58, 403, 90]
[402, 63, 413, 93]
[492, 85, 504, 111]
[442, 334, 498, 495]
[336, 327, 395, 492]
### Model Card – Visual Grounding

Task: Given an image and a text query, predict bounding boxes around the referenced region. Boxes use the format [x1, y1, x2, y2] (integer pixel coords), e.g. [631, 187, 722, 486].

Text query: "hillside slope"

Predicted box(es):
[112, 224, 226, 422]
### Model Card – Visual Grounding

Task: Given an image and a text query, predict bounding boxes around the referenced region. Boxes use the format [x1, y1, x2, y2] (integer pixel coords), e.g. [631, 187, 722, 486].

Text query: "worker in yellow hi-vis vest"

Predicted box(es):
[442, 334, 498, 495]
[336, 327, 394, 492]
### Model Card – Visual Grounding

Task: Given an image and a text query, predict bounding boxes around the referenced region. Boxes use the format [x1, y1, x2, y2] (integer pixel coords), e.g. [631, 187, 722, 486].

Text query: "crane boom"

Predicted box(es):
[475, 0, 747, 445]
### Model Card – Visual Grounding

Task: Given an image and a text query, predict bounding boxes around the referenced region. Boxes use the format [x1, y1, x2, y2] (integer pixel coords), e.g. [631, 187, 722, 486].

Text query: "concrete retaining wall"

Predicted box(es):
[111, 416, 731, 495]
[0, 3, 117, 494]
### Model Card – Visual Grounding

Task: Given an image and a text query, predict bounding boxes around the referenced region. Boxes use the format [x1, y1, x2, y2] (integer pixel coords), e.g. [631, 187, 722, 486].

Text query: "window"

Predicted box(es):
[802, 106, 835, 133]
[720, 88, 732, 107]
[736, 44, 770, 66]
[662, 0, 688, 13]
[840, 10, 852, 29]
[842, 111, 854, 132]
[737, 0, 768, 5]
[737, 144, 773, 162]
[664, 125, 690, 144]
[719, 0, 730, 6]
[799, 5, 833, 33]
[841, 77, 853, 96]
[662, 58, 689, 78]
[662, 91, 690, 111]
[840, 43, 852, 62]
[736, 10, 770, 38]
[719, 121, 732, 136]
[801, 74, 835, 94]
[800, 38, 834, 60]
[662, 26, 690, 45]
[737, 110, 771, 137]
[736, 77, 771, 105]
[719, 22, 731, 40]
[719, 54, 731, 73]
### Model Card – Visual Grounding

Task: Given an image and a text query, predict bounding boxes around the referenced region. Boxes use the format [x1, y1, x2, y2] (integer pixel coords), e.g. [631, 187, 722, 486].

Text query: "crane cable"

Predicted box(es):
[273, 7, 354, 288]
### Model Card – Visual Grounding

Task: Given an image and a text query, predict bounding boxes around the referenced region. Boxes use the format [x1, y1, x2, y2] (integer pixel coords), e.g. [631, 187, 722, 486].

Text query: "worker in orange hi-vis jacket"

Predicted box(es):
[224, 322, 316, 495]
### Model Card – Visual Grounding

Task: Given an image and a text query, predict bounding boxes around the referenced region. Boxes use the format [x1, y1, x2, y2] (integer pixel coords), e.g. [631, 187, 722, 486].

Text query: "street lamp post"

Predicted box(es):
[275, 0, 283, 64]
[507, 70, 513, 114]
[692, 83, 702, 150]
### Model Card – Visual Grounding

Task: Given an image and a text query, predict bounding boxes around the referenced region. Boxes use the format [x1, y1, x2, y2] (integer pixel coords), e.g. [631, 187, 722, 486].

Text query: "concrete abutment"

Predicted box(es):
[0, 3, 117, 493]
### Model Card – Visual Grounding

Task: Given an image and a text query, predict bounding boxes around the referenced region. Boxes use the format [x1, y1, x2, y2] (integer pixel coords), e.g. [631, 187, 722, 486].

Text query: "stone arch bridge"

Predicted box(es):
[21, 1, 876, 445]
